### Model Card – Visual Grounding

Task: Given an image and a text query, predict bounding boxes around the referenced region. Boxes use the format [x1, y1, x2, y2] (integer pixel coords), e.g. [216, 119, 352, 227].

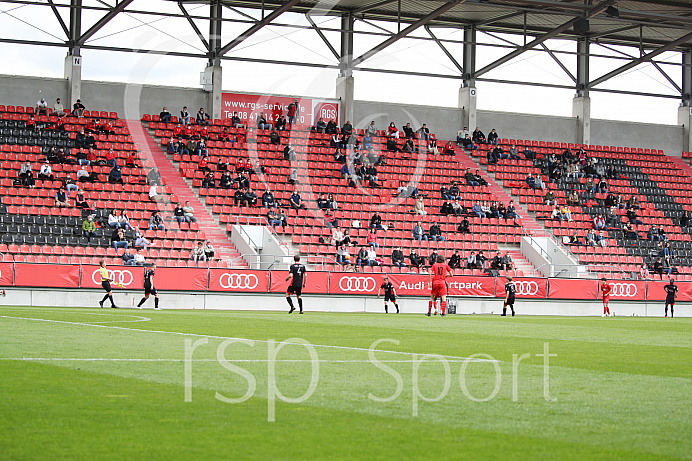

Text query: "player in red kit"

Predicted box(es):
[600, 277, 613, 317]
[427, 255, 452, 317]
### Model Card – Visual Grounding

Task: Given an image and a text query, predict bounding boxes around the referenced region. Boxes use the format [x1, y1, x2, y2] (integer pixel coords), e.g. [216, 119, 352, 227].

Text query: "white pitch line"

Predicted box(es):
[0, 314, 500, 363]
[0, 358, 472, 363]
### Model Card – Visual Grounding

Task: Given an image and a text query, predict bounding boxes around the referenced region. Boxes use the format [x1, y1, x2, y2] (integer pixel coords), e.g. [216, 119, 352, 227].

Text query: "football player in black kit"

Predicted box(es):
[137, 264, 160, 309]
[286, 255, 306, 314]
[377, 275, 399, 313]
[664, 278, 678, 318]
[502, 276, 516, 316]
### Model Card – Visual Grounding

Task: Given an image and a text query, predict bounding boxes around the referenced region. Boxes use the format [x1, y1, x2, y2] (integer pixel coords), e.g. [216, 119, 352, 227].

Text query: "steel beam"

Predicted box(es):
[339, 12, 354, 77]
[67, 0, 81, 54]
[463, 25, 475, 87]
[651, 61, 681, 94]
[217, 0, 302, 56]
[589, 31, 692, 88]
[46, 0, 69, 38]
[576, 37, 589, 96]
[179, 1, 209, 51]
[306, 13, 340, 60]
[353, 0, 399, 14]
[474, 0, 614, 78]
[351, 0, 467, 67]
[208, 0, 222, 65]
[77, 0, 134, 46]
[683, 48, 692, 104]
[541, 43, 575, 82]
[426, 25, 463, 74]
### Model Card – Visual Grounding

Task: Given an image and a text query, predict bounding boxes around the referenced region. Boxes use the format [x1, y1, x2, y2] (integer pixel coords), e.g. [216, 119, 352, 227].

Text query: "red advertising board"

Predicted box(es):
[548, 278, 599, 300]
[600, 280, 646, 301]
[208, 269, 270, 293]
[496, 277, 548, 299]
[329, 272, 384, 296]
[221, 92, 340, 128]
[646, 280, 692, 301]
[80, 264, 145, 290]
[0, 262, 13, 287]
[269, 271, 329, 294]
[154, 267, 209, 291]
[14, 263, 79, 288]
[328, 273, 496, 297]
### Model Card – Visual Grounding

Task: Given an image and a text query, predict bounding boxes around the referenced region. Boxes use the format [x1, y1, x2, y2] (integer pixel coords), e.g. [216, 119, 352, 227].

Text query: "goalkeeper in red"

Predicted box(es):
[600, 277, 612, 317]
[427, 255, 452, 317]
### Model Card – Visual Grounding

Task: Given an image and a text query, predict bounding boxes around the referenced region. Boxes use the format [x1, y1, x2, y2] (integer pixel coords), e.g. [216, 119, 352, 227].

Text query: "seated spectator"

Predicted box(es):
[244, 188, 258, 207]
[173, 203, 186, 224]
[443, 141, 455, 155]
[551, 205, 563, 222]
[314, 117, 327, 133]
[54, 186, 69, 207]
[257, 112, 271, 130]
[270, 129, 281, 145]
[230, 111, 244, 128]
[148, 211, 165, 231]
[262, 190, 276, 208]
[452, 200, 466, 216]
[502, 252, 515, 271]
[457, 217, 470, 234]
[111, 228, 128, 252]
[626, 196, 640, 210]
[218, 172, 232, 189]
[159, 107, 171, 123]
[391, 246, 406, 267]
[526, 174, 545, 190]
[149, 184, 167, 203]
[653, 257, 672, 276]
[561, 205, 573, 222]
[356, 246, 370, 267]
[487, 128, 499, 145]
[598, 179, 608, 194]
[605, 206, 620, 227]
[627, 209, 643, 225]
[402, 138, 416, 154]
[428, 250, 438, 268]
[290, 189, 306, 210]
[204, 241, 215, 261]
[440, 201, 454, 215]
[133, 249, 147, 266]
[462, 135, 478, 150]
[202, 171, 216, 189]
[53, 97, 63, 113]
[681, 210, 690, 227]
[267, 207, 283, 228]
[429, 222, 445, 242]
[327, 194, 338, 210]
[36, 98, 48, 115]
[386, 137, 401, 153]
[448, 250, 461, 269]
[466, 251, 477, 269]
[387, 122, 399, 138]
[476, 250, 487, 268]
[234, 188, 247, 206]
[288, 169, 298, 185]
[342, 120, 353, 136]
[623, 222, 639, 240]
[134, 230, 154, 250]
[275, 115, 287, 131]
[37, 161, 53, 181]
[192, 241, 207, 262]
[367, 228, 379, 249]
[370, 212, 383, 230]
[544, 190, 556, 206]
[648, 226, 660, 242]
[567, 191, 580, 206]
[464, 168, 479, 187]
[196, 108, 210, 126]
[491, 251, 503, 270]
[481, 201, 492, 218]
[317, 194, 329, 211]
[414, 196, 427, 216]
[639, 264, 651, 280]
[456, 127, 469, 145]
[82, 215, 97, 242]
[506, 200, 520, 219]
[72, 99, 85, 117]
[594, 214, 607, 231]
[418, 124, 431, 141]
[117, 210, 135, 230]
[325, 119, 337, 134]
[472, 127, 486, 144]
[402, 123, 414, 139]
[336, 245, 352, 266]
[472, 202, 486, 219]
[409, 250, 422, 272]
[413, 222, 427, 242]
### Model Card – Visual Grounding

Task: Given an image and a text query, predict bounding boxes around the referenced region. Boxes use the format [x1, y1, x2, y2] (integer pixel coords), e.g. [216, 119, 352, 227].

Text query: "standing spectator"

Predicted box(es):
[82, 215, 97, 242]
[287, 100, 300, 128]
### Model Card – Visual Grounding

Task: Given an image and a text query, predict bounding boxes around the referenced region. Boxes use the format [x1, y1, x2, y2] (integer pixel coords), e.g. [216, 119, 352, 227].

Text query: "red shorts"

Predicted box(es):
[431, 281, 447, 297]
[603, 296, 610, 303]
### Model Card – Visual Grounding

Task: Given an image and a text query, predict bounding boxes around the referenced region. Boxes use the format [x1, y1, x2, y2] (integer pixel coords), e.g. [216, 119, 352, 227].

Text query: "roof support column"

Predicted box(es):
[206, 0, 223, 120]
[336, 13, 354, 126]
[678, 48, 692, 152]
[64, 0, 82, 109]
[459, 26, 476, 132]
[572, 37, 591, 146]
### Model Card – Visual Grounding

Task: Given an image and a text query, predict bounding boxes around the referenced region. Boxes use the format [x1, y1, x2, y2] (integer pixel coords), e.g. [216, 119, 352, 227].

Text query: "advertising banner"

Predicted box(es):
[646, 280, 692, 301]
[154, 267, 209, 291]
[496, 277, 548, 299]
[80, 265, 144, 290]
[548, 278, 599, 300]
[600, 280, 646, 301]
[269, 271, 329, 294]
[15, 263, 79, 288]
[221, 92, 340, 128]
[0, 262, 14, 287]
[208, 269, 270, 293]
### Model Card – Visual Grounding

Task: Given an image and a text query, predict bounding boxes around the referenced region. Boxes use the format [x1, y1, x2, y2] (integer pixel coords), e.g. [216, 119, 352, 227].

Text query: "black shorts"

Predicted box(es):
[287, 285, 302, 296]
[384, 294, 396, 302]
[102, 281, 112, 292]
[145, 284, 157, 296]
[504, 296, 515, 306]
[666, 296, 675, 305]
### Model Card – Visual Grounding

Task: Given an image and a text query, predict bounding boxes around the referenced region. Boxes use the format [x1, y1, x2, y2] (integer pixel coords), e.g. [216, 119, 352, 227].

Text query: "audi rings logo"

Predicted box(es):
[219, 273, 259, 290]
[514, 281, 540, 296]
[611, 283, 638, 297]
[92, 269, 133, 286]
[339, 276, 376, 292]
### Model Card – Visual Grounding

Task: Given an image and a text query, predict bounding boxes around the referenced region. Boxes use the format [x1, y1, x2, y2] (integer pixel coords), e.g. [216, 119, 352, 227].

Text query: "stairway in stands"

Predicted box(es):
[453, 146, 545, 236]
[123, 120, 247, 268]
[670, 156, 692, 177]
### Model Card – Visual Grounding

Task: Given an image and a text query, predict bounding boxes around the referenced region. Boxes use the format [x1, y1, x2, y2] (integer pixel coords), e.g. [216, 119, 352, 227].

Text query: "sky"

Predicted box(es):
[0, 0, 684, 125]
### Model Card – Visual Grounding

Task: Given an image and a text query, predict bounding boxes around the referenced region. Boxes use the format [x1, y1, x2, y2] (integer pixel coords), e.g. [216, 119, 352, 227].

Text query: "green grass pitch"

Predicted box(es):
[0, 304, 690, 460]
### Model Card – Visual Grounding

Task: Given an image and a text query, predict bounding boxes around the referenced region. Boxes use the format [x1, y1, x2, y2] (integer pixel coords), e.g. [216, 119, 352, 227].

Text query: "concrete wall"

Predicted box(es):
[0, 73, 684, 155]
[3, 287, 685, 317]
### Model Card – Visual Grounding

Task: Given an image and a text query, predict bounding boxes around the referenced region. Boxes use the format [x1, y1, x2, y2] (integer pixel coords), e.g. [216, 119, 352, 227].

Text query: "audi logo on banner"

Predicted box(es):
[219, 273, 259, 290]
[92, 269, 133, 287]
[611, 283, 638, 297]
[515, 281, 540, 296]
[339, 276, 377, 292]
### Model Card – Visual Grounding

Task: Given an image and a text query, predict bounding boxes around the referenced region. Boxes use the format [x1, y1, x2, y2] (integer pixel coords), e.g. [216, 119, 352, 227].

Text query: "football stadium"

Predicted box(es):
[0, 0, 691, 458]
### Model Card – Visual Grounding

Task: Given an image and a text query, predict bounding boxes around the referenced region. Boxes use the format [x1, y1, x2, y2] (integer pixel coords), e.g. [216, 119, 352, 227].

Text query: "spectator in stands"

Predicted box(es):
[19, 161, 32, 183]
[409, 250, 422, 272]
[326, 209, 339, 229]
[560, 205, 573, 221]
[149, 211, 165, 231]
[336, 245, 352, 267]
[593, 214, 607, 231]
[112, 228, 128, 252]
[491, 252, 503, 271]
[440, 200, 454, 216]
[654, 257, 671, 276]
[331, 227, 344, 248]
[418, 124, 430, 141]
[192, 241, 207, 263]
[567, 191, 580, 206]
[387, 122, 399, 138]
[452, 200, 465, 216]
[275, 115, 287, 131]
[456, 127, 469, 146]
[74, 189, 92, 213]
[598, 179, 608, 194]
[53, 97, 63, 113]
[443, 141, 455, 155]
[262, 190, 276, 208]
[159, 107, 171, 123]
[466, 251, 477, 269]
[133, 230, 154, 250]
[81, 215, 97, 243]
[391, 246, 406, 268]
[429, 222, 445, 242]
[472, 127, 486, 144]
[526, 173, 545, 190]
[472, 202, 485, 219]
[196, 108, 210, 126]
[626, 196, 640, 210]
[257, 112, 271, 130]
[414, 196, 427, 217]
[413, 222, 427, 242]
[623, 222, 638, 240]
[487, 128, 499, 145]
[179, 106, 190, 126]
[367, 228, 379, 249]
[544, 189, 556, 206]
[234, 188, 246, 206]
[428, 250, 438, 268]
[317, 194, 329, 211]
[680, 210, 690, 227]
[267, 206, 282, 228]
[448, 250, 461, 269]
[37, 161, 53, 181]
[551, 204, 563, 222]
[36, 98, 48, 116]
[506, 200, 520, 219]
[286, 100, 300, 128]
[230, 112, 244, 128]
[149, 183, 167, 203]
[370, 212, 383, 230]
[202, 241, 214, 261]
[201, 171, 216, 189]
[477, 251, 488, 269]
[244, 188, 258, 207]
[198, 156, 210, 174]
[107, 210, 121, 229]
[269, 129, 281, 145]
[364, 121, 377, 137]
[481, 201, 493, 218]
[54, 186, 69, 207]
[290, 189, 306, 210]
[639, 264, 651, 280]
[427, 137, 439, 155]
[328, 194, 338, 210]
[125, 152, 137, 168]
[356, 246, 370, 268]
[314, 117, 327, 134]
[72, 99, 85, 117]
[586, 229, 597, 247]
[604, 206, 619, 228]
[133, 249, 147, 266]
[606, 165, 618, 180]
[341, 120, 353, 136]
[465, 168, 479, 187]
[174, 203, 186, 224]
[648, 225, 660, 242]
[288, 169, 298, 185]
[627, 208, 643, 225]
[146, 167, 162, 186]
[402, 123, 414, 139]
[216, 171, 231, 190]
[324, 119, 337, 135]
[401, 138, 416, 154]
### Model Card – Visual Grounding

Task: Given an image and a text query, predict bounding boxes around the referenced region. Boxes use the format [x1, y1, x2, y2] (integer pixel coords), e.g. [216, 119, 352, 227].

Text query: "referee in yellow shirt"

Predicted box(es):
[98, 259, 118, 308]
